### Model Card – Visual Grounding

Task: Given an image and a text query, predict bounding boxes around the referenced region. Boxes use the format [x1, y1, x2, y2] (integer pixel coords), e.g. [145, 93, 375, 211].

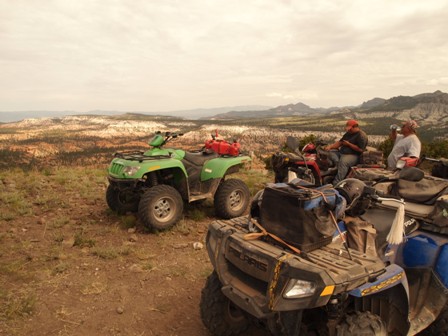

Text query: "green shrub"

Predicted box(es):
[73, 232, 96, 248]
[0, 290, 36, 319]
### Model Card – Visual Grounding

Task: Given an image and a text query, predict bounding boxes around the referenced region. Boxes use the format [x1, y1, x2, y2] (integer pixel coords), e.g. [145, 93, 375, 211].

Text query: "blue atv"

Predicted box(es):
[200, 167, 448, 335]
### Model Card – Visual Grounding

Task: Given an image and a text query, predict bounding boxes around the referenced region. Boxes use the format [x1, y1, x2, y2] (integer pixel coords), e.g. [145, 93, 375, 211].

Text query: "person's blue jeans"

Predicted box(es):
[327, 151, 360, 185]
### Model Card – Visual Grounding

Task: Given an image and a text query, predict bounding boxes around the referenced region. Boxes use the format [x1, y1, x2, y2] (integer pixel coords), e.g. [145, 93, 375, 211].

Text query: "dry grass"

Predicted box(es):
[0, 165, 271, 335]
[0, 289, 36, 320]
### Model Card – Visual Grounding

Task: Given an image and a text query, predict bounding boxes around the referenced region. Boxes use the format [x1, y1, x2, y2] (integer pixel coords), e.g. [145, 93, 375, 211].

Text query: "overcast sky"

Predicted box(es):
[1, 0, 447, 114]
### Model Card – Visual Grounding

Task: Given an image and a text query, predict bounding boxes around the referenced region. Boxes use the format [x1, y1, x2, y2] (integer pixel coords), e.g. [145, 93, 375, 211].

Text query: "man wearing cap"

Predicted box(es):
[325, 119, 368, 185]
[387, 120, 421, 169]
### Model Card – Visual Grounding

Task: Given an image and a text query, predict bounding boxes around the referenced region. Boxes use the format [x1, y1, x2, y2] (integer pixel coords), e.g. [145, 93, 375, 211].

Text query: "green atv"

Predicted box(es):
[106, 131, 252, 231]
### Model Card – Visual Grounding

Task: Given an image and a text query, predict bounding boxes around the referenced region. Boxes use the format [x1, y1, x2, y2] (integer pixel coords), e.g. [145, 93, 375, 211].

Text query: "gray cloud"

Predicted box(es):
[0, 0, 447, 112]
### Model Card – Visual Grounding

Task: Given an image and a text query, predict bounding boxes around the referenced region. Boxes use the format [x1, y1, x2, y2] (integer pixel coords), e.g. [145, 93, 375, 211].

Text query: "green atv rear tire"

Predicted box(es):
[138, 185, 183, 231]
[214, 179, 250, 219]
[200, 272, 250, 336]
[106, 184, 139, 214]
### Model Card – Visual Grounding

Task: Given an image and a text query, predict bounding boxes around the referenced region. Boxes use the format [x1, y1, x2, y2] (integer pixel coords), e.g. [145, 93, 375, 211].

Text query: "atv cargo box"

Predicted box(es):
[258, 183, 343, 252]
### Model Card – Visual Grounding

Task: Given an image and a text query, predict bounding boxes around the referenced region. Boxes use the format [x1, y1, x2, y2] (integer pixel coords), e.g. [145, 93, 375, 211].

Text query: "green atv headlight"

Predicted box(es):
[122, 166, 141, 176]
[283, 279, 317, 299]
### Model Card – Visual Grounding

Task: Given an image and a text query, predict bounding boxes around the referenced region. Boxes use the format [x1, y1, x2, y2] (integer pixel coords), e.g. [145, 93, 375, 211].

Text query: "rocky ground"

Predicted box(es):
[0, 165, 271, 336]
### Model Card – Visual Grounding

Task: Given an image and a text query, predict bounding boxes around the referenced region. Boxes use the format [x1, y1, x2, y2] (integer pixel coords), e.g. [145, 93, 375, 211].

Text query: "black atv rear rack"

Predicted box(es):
[113, 151, 171, 161]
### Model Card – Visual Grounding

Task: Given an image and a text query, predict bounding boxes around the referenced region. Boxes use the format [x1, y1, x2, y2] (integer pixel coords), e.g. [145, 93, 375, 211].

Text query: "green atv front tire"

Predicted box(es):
[106, 184, 139, 214]
[214, 179, 250, 219]
[200, 272, 250, 336]
[138, 185, 184, 231]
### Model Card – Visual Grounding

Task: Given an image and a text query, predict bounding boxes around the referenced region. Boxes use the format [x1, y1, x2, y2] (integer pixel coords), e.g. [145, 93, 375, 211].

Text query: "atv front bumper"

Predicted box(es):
[108, 176, 144, 190]
[206, 217, 385, 319]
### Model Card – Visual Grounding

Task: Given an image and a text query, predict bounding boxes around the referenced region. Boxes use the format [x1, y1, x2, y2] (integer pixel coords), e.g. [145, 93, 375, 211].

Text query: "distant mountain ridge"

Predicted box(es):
[359, 97, 386, 109]
[359, 90, 448, 112]
[0, 105, 271, 123]
[208, 90, 448, 122]
[349, 90, 448, 126]
[208, 102, 340, 119]
[1, 90, 447, 125]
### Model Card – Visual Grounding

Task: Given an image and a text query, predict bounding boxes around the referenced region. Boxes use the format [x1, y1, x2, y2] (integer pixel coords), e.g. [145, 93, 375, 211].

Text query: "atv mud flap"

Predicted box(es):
[108, 176, 144, 190]
[207, 217, 386, 319]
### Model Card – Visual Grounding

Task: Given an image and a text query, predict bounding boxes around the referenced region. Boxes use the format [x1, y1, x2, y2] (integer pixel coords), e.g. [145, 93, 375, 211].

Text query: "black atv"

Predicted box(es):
[199, 171, 448, 335]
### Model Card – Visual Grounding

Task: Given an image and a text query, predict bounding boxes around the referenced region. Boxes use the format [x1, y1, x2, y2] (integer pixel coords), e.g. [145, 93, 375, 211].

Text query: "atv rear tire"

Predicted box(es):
[336, 311, 387, 336]
[106, 184, 139, 214]
[200, 272, 249, 336]
[138, 185, 183, 231]
[214, 179, 250, 219]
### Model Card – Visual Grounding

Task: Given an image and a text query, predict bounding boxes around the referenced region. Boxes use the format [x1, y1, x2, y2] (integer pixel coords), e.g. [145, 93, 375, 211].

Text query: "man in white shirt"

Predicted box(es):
[387, 120, 421, 169]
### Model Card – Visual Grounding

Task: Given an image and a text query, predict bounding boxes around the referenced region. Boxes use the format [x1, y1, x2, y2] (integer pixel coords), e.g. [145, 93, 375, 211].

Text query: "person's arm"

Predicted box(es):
[341, 132, 367, 153]
[389, 125, 399, 141]
[325, 141, 341, 151]
[390, 130, 398, 141]
[341, 140, 363, 153]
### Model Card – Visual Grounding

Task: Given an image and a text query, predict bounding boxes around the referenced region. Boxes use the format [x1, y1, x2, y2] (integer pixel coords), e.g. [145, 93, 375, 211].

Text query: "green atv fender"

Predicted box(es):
[201, 155, 252, 180]
[142, 148, 185, 159]
[108, 156, 187, 179]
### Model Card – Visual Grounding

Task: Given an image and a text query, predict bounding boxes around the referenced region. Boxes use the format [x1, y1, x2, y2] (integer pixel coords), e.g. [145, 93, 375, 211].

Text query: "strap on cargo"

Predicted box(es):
[244, 219, 302, 255]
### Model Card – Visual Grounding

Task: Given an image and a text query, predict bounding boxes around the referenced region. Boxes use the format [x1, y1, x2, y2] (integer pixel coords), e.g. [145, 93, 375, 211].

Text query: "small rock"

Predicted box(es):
[129, 234, 138, 242]
[193, 242, 204, 250]
[59, 254, 68, 260]
[116, 307, 124, 314]
[129, 264, 144, 273]
[127, 227, 136, 234]
[62, 237, 75, 247]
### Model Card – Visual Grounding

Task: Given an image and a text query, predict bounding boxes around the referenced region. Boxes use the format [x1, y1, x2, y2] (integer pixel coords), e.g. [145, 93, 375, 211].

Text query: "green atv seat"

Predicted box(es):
[182, 151, 219, 192]
[183, 151, 218, 166]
